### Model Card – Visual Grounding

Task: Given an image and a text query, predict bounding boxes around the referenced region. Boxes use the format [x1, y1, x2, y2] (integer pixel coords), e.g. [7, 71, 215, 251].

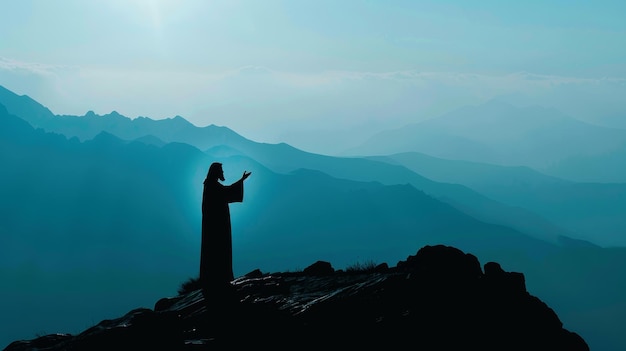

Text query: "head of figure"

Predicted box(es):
[206, 162, 225, 183]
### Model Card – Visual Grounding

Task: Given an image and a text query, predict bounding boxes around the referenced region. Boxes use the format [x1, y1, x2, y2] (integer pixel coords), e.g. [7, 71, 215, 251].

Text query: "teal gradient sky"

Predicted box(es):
[1, 0, 625, 153]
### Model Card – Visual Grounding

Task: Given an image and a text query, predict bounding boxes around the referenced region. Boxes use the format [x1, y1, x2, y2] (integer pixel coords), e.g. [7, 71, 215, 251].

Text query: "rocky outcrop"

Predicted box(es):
[4, 245, 588, 351]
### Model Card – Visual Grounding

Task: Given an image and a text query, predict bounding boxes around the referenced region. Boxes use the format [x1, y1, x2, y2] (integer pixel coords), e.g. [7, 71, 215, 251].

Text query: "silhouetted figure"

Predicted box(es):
[200, 162, 251, 291]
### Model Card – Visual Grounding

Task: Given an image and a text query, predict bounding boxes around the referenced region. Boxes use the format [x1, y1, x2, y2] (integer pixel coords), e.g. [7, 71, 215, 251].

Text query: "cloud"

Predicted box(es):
[0, 57, 66, 76]
[0, 57, 77, 111]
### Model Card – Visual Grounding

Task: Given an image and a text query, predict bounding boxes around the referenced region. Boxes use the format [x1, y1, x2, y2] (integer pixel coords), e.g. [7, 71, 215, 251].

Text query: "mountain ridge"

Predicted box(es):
[3, 244, 590, 351]
[0, 84, 582, 247]
[370, 151, 626, 247]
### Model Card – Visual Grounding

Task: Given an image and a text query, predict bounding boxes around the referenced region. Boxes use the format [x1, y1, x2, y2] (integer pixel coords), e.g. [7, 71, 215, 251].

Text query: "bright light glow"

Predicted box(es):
[108, 0, 178, 29]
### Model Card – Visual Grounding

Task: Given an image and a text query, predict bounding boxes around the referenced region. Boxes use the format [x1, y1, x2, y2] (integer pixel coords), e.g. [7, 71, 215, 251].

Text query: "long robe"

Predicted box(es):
[200, 178, 244, 287]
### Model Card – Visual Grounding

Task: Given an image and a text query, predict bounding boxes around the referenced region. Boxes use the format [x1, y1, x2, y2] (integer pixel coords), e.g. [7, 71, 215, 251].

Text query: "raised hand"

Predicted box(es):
[241, 171, 252, 181]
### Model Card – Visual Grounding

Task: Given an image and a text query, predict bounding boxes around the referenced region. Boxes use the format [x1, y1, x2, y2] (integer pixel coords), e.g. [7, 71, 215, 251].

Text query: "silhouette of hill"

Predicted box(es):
[3, 245, 589, 351]
[346, 99, 626, 183]
[370, 152, 626, 247]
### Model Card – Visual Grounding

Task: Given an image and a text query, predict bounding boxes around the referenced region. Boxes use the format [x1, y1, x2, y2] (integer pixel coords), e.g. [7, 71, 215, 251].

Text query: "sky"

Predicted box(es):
[1, 0, 626, 154]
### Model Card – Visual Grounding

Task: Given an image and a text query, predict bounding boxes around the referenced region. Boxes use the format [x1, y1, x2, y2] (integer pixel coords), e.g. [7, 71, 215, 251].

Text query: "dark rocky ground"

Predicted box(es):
[4, 244, 589, 351]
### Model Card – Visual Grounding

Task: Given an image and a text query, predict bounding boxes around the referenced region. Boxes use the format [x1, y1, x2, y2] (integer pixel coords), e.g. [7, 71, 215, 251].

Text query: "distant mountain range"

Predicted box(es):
[2, 85, 624, 247]
[346, 99, 626, 183]
[1, 85, 625, 351]
[368, 152, 626, 248]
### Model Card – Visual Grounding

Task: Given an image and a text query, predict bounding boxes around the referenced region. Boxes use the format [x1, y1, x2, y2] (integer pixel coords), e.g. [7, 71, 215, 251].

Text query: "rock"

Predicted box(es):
[3, 245, 589, 351]
[302, 260, 334, 276]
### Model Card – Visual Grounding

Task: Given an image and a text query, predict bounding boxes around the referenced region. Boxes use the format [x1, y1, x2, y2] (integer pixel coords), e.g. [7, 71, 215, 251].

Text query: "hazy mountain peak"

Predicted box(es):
[428, 99, 559, 129]
[132, 134, 167, 147]
[165, 115, 193, 126]
[0, 84, 55, 124]
[205, 144, 245, 158]
[102, 111, 130, 122]
[89, 130, 124, 144]
[350, 98, 626, 170]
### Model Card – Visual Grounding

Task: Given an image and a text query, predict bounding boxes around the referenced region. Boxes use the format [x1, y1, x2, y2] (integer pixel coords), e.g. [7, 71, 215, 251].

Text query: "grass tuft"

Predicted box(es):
[345, 259, 378, 273]
[178, 276, 201, 295]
